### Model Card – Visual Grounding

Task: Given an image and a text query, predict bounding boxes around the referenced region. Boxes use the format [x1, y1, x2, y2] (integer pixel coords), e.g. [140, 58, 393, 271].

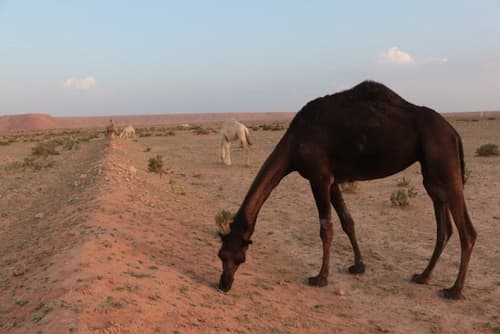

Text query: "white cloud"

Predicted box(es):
[423, 57, 449, 64]
[380, 46, 414, 65]
[63, 76, 96, 91]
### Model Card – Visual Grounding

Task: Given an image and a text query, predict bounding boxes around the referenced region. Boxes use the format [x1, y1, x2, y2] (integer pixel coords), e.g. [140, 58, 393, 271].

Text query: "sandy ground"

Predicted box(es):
[0, 116, 499, 333]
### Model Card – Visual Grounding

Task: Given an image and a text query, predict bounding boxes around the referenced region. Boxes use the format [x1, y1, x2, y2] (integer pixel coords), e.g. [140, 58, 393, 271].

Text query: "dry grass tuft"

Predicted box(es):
[215, 209, 235, 235]
[476, 143, 499, 156]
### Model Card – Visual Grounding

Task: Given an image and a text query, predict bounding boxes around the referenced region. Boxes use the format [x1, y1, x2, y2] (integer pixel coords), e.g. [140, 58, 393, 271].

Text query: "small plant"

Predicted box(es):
[396, 177, 410, 187]
[32, 141, 59, 158]
[148, 155, 165, 177]
[23, 156, 55, 171]
[390, 187, 417, 207]
[193, 127, 211, 135]
[103, 296, 123, 309]
[215, 209, 235, 236]
[476, 143, 500, 156]
[383, 263, 394, 271]
[463, 168, 472, 185]
[15, 299, 29, 306]
[126, 270, 152, 278]
[339, 181, 359, 193]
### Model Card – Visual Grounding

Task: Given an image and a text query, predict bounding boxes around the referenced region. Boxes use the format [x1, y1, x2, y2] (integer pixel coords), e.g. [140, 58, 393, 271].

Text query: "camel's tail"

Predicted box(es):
[458, 135, 465, 185]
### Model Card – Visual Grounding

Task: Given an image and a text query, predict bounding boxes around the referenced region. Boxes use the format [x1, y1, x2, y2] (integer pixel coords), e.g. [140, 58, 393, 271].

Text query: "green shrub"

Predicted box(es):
[32, 141, 59, 157]
[396, 177, 410, 187]
[148, 155, 165, 177]
[193, 127, 211, 135]
[339, 181, 359, 193]
[463, 168, 472, 185]
[23, 156, 55, 171]
[390, 187, 417, 207]
[475, 144, 499, 156]
[215, 210, 235, 235]
[2, 161, 24, 172]
[259, 123, 286, 131]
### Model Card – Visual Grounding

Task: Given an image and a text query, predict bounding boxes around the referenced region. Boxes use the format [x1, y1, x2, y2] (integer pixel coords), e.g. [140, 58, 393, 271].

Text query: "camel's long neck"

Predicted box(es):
[237, 135, 293, 238]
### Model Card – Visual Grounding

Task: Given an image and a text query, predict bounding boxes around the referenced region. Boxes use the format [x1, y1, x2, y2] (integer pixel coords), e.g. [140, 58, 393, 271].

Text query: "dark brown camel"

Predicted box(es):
[106, 120, 118, 139]
[217, 81, 476, 299]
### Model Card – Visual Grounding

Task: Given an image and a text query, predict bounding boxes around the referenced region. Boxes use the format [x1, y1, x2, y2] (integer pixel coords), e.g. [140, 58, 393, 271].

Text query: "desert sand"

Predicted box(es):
[0, 113, 499, 333]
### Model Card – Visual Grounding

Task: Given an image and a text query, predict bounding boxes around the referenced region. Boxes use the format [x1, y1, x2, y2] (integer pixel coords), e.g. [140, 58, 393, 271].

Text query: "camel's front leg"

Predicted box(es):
[221, 140, 231, 165]
[308, 176, 334, 287]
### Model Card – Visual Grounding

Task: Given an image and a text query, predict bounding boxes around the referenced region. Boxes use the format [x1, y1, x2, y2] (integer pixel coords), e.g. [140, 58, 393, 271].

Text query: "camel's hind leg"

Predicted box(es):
[330, 183, 365, 274]
[419, 178, 476, 299]
[443, 191, 476, 299]
[412, 199, 453, 284]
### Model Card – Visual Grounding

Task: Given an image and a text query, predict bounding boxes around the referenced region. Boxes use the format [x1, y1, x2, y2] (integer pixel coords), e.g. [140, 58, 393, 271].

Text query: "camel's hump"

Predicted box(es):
[344, 80, 406, 104]
[297, 80, 411, 116]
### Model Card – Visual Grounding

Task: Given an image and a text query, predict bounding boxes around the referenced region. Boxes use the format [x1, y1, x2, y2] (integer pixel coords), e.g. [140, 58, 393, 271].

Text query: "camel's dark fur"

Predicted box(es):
[217, 81, 476, 299]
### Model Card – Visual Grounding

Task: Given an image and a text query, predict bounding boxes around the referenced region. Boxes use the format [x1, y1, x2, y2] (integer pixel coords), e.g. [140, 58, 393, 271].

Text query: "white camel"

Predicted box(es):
[120, 125, 136, 139]
[220, 119, 252, 166]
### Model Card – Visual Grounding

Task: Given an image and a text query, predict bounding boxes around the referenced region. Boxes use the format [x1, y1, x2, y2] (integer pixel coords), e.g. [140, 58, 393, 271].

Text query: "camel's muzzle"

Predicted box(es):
[218, 272, 234, 292]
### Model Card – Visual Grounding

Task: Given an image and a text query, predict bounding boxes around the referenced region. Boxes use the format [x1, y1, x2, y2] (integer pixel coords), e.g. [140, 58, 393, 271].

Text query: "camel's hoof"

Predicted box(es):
[348, 263, 365, 274]
[308, 275, 328, 287]
[411, 273, 429, 285]
[441, 287, 463, 300]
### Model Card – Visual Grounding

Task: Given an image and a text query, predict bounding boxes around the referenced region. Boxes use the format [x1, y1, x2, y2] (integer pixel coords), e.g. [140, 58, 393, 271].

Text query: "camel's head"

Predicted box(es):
[215, 210, 251, 292]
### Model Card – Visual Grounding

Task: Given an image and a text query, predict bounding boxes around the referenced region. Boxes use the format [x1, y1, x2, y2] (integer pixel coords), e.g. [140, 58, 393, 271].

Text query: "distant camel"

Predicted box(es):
[217, 81, 476, 299]
[106, 120, 118, 139]
[220, 119, 252, 166]
[120, 125, 136, 139]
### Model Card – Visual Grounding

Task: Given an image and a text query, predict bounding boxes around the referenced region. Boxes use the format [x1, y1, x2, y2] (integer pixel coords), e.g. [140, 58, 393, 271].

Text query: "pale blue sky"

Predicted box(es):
[1, 1, 499, 116]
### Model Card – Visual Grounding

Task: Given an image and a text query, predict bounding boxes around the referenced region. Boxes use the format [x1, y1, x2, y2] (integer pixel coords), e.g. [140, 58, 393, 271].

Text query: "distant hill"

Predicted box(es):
[1, 112, 296, 132]
[0, 114, 60, 131]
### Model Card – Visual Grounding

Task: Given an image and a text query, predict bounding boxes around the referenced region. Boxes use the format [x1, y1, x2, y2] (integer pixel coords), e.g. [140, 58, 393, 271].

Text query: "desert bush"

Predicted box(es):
[396, 177, 410, 187]
[0, 139, 10, 146]
[259, 123, 286, 131]
[339, 181, 359, 193]
[175, 124, 191, 130]
[148, 154, 166, 177]
[32, 141, 59, 158]
[61, 136, 80, 150]
[139, 132, 153, 137]
[2, 161, 24, 172]
[390, 187, 417, 207]
[475, 143, 499, 156]
[23, 156, 56, 171]
[215, 209, 235, 235]
[192, 127, 211, 135]
[463, 168, 472, 185]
